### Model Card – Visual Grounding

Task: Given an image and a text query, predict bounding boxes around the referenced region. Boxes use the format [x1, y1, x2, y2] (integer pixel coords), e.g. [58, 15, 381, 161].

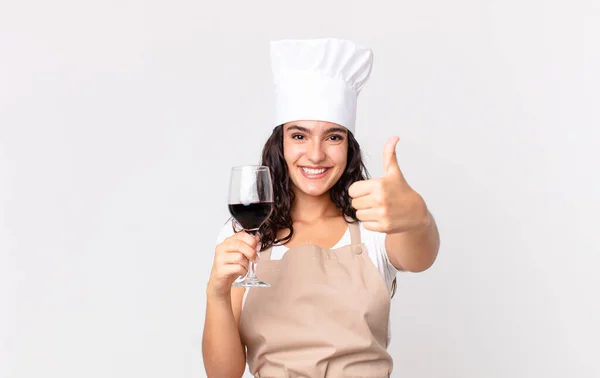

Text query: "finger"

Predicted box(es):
[362, 220, 386, 233]
[224, 252, 250, 271]
[356, 208, 384, 222]
[223, 238, 258, 262]
[351, 196, 378, 210]
[382, 136, 402, 176]
[229, 231, 259, 249]
[348, 179, 380, 199]
[220, 263, 248, 279]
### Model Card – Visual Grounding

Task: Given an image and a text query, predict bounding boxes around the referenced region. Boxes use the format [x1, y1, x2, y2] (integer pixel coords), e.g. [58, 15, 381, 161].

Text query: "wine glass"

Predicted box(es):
[228, 165, 274, 288]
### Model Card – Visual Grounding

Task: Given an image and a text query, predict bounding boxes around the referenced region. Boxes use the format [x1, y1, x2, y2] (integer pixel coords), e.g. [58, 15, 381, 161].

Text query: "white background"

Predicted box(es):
[1, 0, 599, 377]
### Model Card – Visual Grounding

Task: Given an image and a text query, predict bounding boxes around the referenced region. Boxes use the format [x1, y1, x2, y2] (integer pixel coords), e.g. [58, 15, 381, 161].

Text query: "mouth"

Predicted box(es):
[299, 166, 330, 179]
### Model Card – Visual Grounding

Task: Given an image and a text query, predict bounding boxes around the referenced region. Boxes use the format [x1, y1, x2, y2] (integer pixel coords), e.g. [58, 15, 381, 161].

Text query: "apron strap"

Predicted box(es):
[260, 246, 273, 260]
[348, 221, 362, 245]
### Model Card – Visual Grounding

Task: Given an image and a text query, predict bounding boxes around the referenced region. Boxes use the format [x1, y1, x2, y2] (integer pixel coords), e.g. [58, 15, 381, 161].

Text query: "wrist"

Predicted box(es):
[206, 283, 232, 303]
[410, 192, 431, 231]
[388, 193, 430, 235]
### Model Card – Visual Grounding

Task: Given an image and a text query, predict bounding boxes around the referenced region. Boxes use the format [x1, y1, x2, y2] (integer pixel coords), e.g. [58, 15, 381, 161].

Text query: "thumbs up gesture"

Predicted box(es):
[348, 137, 428, 234]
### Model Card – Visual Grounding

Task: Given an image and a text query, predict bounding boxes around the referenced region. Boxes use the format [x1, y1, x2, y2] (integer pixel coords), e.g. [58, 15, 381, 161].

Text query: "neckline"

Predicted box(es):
[272, 224, 351, 252]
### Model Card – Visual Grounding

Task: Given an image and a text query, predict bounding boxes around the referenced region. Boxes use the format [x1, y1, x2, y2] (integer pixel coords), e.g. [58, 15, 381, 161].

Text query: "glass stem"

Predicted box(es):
[247, 260, 258, 279]
[246, 228, 260, 279]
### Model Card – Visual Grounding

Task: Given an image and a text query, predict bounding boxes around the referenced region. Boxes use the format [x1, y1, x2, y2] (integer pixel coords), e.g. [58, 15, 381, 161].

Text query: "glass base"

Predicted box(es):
[232, 277, 271, 288]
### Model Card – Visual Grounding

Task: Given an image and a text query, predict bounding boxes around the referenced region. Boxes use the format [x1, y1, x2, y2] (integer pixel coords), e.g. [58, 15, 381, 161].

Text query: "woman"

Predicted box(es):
[203, 38, 440, 378]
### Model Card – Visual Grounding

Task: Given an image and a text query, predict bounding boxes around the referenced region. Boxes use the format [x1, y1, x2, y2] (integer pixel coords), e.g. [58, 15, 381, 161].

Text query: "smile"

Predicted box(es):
[300, 166, 330, 178]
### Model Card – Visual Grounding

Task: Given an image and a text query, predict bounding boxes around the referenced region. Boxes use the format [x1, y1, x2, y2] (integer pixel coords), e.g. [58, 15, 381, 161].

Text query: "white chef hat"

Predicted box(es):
[270, 38, 374, 134]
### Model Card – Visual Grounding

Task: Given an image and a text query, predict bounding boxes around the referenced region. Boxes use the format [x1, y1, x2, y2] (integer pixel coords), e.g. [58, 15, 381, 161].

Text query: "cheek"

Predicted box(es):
[329, 147, 348, 168]
[283, 143, 303, 166]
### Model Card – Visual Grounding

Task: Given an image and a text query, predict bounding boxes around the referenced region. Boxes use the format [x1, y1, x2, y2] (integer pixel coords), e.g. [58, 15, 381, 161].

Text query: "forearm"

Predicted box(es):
[202, 293, 246, 378]
[386, 210, 440, 272]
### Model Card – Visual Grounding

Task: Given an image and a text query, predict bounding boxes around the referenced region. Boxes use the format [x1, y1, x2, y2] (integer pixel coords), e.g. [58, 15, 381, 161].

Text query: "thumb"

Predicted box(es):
[383, 136, 401, 175]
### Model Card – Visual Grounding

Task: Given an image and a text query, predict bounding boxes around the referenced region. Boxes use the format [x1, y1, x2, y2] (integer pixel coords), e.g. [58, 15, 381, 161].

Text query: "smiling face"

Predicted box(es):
[282, 120, 349, 197]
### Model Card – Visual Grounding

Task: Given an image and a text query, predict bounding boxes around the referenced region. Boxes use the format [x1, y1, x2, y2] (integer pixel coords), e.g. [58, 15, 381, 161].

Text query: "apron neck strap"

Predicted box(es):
[348, 221, 362, 245]
[260, 244, 272, 260]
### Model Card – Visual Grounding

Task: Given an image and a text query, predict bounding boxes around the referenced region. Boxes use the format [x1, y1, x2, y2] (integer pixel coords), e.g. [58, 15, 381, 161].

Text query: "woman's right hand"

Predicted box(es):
[207, 232, 259, 298]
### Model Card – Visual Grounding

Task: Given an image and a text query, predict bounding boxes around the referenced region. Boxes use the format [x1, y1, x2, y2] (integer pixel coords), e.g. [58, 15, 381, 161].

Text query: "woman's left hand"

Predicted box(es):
[349, 136, 430, 234]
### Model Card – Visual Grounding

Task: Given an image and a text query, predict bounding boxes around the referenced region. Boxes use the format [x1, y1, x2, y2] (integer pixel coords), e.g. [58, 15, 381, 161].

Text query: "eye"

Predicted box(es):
[291, 134, 305, 140]
[328, 134, 344, 141]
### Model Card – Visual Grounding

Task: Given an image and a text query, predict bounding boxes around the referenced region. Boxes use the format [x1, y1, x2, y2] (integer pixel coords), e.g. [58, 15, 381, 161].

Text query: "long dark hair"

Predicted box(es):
[257, 124, 369, 250]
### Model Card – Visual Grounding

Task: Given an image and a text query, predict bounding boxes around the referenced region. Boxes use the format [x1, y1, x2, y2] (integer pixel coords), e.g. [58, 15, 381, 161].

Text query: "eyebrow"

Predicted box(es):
[286, 125, 348, 134]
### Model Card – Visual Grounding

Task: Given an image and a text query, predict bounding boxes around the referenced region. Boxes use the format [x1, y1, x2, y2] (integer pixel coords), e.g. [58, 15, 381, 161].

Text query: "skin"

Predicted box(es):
[202, 120, 440, 377]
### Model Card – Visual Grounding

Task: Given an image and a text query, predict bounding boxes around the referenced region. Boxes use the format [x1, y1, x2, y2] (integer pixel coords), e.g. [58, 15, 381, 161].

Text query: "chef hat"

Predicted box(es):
[270, 38, 374, 134]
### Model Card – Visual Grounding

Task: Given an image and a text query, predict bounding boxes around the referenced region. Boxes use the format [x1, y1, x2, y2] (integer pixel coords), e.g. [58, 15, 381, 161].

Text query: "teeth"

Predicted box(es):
[302, 167, 327, 175]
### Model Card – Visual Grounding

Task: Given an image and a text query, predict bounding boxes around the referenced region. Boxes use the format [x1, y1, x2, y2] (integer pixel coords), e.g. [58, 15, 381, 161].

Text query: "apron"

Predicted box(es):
[240, 221, 393, 378]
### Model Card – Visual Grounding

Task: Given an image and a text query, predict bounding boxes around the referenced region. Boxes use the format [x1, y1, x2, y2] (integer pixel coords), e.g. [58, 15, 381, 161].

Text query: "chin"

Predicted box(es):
[292, 180, 333, 197]
[303, 187, 330, 197]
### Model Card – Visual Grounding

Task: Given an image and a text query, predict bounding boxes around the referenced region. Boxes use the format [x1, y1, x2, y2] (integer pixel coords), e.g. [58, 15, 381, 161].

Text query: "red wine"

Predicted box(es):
[228, 202, 274, 232]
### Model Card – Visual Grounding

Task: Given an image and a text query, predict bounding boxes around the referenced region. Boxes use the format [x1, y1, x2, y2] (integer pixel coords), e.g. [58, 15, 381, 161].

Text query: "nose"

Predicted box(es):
[307, 139, 326, 163]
